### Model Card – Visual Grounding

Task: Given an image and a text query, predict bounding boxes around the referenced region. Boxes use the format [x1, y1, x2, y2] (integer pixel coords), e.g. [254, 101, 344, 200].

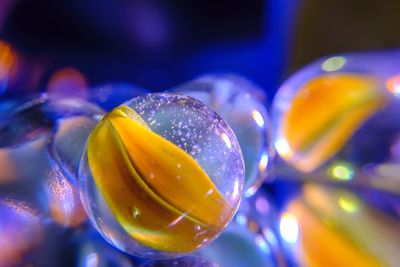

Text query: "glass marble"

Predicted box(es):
[272, 51, 400, 192]
[0, 94, 104, 226]
[79, 92, 245, 258]
[173, 74, 273, 197]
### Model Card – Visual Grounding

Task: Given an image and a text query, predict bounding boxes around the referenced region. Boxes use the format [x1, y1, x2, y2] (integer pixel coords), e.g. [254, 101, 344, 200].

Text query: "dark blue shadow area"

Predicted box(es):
[1, 0, 299, 99]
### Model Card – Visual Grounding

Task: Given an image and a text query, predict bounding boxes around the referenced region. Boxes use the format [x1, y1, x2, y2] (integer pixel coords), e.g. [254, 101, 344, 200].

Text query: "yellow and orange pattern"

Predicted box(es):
[87, 105, 234, 252]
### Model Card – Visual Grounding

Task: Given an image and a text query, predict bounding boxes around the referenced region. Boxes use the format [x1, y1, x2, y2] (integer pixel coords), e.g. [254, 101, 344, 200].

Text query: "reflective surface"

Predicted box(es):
[143, 188, 286, 267]
[279, 183, 400, 267]
[80, 93, 245, 258]
[78, 230, 134, 267]
[174, 74, 273, 197]
[198, 188, 285, 267]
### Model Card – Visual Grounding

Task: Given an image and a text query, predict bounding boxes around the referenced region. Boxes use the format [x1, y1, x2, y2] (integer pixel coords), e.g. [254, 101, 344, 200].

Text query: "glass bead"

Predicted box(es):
[79, 92, 245, 258]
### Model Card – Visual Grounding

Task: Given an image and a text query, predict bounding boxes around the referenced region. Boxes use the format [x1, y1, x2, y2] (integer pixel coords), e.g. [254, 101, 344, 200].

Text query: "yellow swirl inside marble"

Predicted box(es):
[281, 74, 388, 172]
[87, 105, 234, 252]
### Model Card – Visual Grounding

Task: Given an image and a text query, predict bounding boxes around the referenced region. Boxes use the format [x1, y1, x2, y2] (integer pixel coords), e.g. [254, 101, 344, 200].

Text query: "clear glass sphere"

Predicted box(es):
[173, 74, 272, 197]
[79, 92, 245, 258]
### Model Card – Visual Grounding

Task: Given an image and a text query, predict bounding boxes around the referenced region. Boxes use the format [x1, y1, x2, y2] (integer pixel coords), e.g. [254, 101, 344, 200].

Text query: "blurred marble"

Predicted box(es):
[173, 74, 273, 197]
[45, 152, 87, 227]
[272, 51, 400, 194]
[0, 198, 43, 267]
[0, 94, 105, 227]
[279, 183, 400, 267]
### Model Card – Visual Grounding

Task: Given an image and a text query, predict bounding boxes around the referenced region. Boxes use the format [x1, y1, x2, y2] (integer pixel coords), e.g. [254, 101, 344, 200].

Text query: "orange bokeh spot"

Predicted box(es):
[47, 68, 87, 98]
[0, 41, 18, 81]
[386, 75, 400, 96]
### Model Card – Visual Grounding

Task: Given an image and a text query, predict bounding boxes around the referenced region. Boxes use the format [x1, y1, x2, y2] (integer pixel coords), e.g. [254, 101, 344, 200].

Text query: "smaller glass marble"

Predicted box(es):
[173, 74, 273, 197]
[79, 92, 245, 258]
[272, 51, 400, 193]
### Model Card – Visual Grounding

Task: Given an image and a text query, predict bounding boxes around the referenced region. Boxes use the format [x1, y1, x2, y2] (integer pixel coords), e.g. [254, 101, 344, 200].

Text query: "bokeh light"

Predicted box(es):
[47, 68, 88, 99]
[328, 161, 354, 181]
[279, 212, 299, 244]
[321, 56, 347, 72]
[0, 40, 18, 95]
[337, 195, 359, 214]
[386, 75, 400, 98]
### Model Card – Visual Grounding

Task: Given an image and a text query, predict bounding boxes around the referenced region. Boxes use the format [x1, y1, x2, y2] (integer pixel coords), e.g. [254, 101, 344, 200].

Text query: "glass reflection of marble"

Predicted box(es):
[279, 183, 400, 267]
[272, 51, 400, 194]
[0, 94, 105, 227]
[78, 230, 134, 267]
[79, 93, 245, 258]
[173, 74, 272, 197]
[143, 188, 285, 267]
[198, 188, 285, 267]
